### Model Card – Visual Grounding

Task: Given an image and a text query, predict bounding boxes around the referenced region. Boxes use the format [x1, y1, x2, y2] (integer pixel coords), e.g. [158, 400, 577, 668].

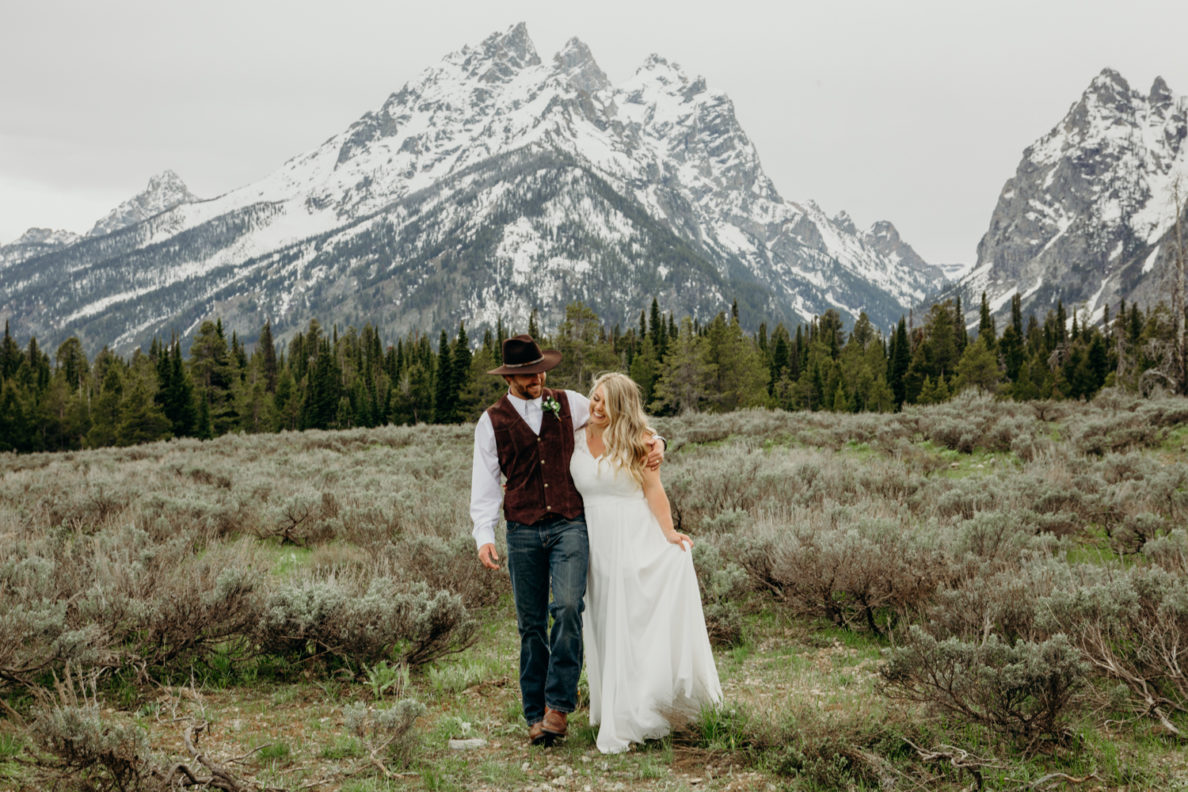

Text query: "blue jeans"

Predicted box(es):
[506, 515, 588, 725]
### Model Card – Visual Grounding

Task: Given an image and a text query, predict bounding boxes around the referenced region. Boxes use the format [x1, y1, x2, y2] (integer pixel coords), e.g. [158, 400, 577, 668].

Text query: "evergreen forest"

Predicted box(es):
[0, 292, 1184, 454]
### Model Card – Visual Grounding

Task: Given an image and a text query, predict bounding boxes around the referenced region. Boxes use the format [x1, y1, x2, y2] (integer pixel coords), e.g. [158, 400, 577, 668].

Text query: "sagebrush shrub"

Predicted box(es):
[881, 628, 1086, 747]
[732, 514, 961, 636]
[1143, 529, 1188, 573]
[32, 704, 151, 791]
[1035, 564, 1188, 732]
[254, 576, 475, 669]
[343, 698, 426, 769]
[691, 541, 751, 645]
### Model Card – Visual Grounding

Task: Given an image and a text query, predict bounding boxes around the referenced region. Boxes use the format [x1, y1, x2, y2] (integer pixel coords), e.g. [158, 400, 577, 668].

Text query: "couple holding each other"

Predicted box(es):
[470, 334, 721, 754]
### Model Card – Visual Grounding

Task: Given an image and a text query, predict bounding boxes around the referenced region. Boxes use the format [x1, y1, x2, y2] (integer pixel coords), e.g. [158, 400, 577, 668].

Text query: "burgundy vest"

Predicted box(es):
[487, 388, 584, 526]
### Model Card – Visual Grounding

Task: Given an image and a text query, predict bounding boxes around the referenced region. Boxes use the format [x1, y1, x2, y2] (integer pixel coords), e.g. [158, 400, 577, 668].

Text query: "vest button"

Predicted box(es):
[544, 483, 549, 488]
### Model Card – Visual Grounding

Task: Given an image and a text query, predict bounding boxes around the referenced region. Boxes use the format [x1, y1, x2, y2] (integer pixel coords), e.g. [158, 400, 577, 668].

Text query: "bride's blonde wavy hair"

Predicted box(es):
[589, 372, 652, 487]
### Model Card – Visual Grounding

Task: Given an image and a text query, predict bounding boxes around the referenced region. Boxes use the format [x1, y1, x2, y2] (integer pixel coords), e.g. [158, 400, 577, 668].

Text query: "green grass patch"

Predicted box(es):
[319, 735, 364, 760]
[914, 441, 1016, 478]
[1064, 526, 1128, 565]
[266, 544, 315, 577]
[255, 740, 292, 763]
[1162, 423, 1188, 456]
[841, 439, 876, 459]
[760, 433, 800, 452]
[0, 732, 23, 759]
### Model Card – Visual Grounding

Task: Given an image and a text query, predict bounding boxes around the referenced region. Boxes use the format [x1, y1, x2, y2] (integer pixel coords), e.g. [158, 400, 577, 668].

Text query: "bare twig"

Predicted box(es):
[1016, 771, 1102, 791]
[904, 738, 1005, 791]
[182, 721, 251, 792]
[0, 695, 28, 726]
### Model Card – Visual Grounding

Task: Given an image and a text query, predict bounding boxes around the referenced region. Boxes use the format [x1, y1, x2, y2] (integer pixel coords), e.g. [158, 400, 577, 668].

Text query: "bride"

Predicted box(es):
[570, 372, 722, 754]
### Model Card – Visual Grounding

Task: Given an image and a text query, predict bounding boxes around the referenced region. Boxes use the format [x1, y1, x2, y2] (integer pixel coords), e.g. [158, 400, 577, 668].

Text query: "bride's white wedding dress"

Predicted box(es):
[571, 428, 722, 754]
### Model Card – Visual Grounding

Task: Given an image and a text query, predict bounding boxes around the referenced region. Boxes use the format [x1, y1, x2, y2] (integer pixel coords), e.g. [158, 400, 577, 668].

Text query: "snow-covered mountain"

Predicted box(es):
[0, 228, 81, 271]
[86, 170, 199, 238]
[1, 24, 939, 354]
[952, 68, 1188, 327]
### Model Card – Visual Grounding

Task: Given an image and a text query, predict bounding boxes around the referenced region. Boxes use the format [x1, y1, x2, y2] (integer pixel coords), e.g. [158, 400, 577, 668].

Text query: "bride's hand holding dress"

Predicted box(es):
[640, 462, 692, 551]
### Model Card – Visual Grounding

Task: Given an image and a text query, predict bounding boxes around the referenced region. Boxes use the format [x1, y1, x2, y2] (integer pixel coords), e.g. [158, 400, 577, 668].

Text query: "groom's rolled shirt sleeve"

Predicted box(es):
[470, 411, 503, 549]
[565, 390, 589, 427]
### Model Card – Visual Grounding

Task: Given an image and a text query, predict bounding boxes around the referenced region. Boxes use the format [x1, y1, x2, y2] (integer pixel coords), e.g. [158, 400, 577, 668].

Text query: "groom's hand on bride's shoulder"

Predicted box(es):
[478, 543, 502, 570]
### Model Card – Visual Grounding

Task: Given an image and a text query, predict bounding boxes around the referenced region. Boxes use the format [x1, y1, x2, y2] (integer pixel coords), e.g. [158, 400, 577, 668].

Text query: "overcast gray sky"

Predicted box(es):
[2, 0, 1186, 266]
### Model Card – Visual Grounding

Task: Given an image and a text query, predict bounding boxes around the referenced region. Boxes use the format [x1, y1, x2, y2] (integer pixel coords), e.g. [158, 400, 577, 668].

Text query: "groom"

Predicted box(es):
[470, 334, 662, 746]
[470, 334, 589, 746]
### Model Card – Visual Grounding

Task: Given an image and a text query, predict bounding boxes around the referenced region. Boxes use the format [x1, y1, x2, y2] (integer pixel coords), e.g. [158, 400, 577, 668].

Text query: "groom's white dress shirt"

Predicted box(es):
[470, 389, 590, 550]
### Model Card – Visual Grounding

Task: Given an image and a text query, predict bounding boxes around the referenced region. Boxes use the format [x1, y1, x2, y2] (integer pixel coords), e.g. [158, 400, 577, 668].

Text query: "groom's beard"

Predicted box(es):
[508, 373, 545, 400]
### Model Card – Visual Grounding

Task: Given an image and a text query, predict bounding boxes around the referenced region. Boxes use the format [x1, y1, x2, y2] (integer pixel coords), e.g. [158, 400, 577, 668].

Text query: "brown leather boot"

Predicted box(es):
[541, 707, 568, 739]
[528, 720, 549, 746]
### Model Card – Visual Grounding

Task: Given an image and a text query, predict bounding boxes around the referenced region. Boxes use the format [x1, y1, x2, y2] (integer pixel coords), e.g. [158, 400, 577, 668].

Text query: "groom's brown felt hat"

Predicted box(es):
[487, 334, 562, 375]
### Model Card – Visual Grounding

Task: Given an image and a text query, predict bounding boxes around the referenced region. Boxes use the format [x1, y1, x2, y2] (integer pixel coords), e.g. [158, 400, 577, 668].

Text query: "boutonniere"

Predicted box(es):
[542, 395, 561, 419]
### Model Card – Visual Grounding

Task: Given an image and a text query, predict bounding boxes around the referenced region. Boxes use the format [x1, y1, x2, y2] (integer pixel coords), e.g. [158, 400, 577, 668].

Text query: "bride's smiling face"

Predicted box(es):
[589, 385, 609, 428]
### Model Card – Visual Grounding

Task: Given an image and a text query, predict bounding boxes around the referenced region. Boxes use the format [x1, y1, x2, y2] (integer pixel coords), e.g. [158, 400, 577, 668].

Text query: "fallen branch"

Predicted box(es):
[1017, 771, 1102, 791]
[904, 739, 1004, 791]
[180, 721, 250, 792]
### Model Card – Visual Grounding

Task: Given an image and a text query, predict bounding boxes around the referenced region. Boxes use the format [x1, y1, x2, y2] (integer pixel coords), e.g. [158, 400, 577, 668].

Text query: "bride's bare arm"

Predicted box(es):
[641, 465, 692, 551]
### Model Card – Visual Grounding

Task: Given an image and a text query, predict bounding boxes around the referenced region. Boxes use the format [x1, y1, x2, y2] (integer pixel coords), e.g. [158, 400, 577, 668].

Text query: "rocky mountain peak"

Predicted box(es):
[832, 211, 857, 234]
[553, 37, 609, 95]
[954, 66, 1187, 333]
[636, 54, 689, 87]
[87, 170, 198, 238]
[1, 227, 83, 270]
[1149, 75, 1174, 108]
[12, 227, 81, 246]
[866, 220, 899, 243]
[1083, 67, 1134, 116]
[461, 22, 540, 83]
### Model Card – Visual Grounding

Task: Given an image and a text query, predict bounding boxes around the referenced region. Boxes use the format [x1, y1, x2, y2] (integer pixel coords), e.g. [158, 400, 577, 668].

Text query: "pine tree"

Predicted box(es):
[433, 330, 455, 423]
[831, 381, 851, 412]
[955, 336, 1002, 394]
[817, 310, 846, 359]
[0, 322, 23, 384]
[628, 338, 661, 406]
[0, 379, 31, 452]
[189, 320, 238, 435]
[157, 339, 197, 437]
[769, 324, 792, 393]
[953, 295, 968, 357]
[978, 291, 996, 348]
[889, 317, 910, 407]
[55, 337, 89, 392]
[552, 302, 618, 391]
[116, 358, 171, 446]
[999, 294, 1025, 382]
[301, 338, 341, 430]
[651, 317, 712, 414]
[701, 312, 770, 412]
[449, 323, 473, 423]
[273, 368, 300, 431]
[258, 321, 279, 392]
[649, 298, 667, 361]
[86, 355, 124, 448]
[495, 317, 507, 364]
